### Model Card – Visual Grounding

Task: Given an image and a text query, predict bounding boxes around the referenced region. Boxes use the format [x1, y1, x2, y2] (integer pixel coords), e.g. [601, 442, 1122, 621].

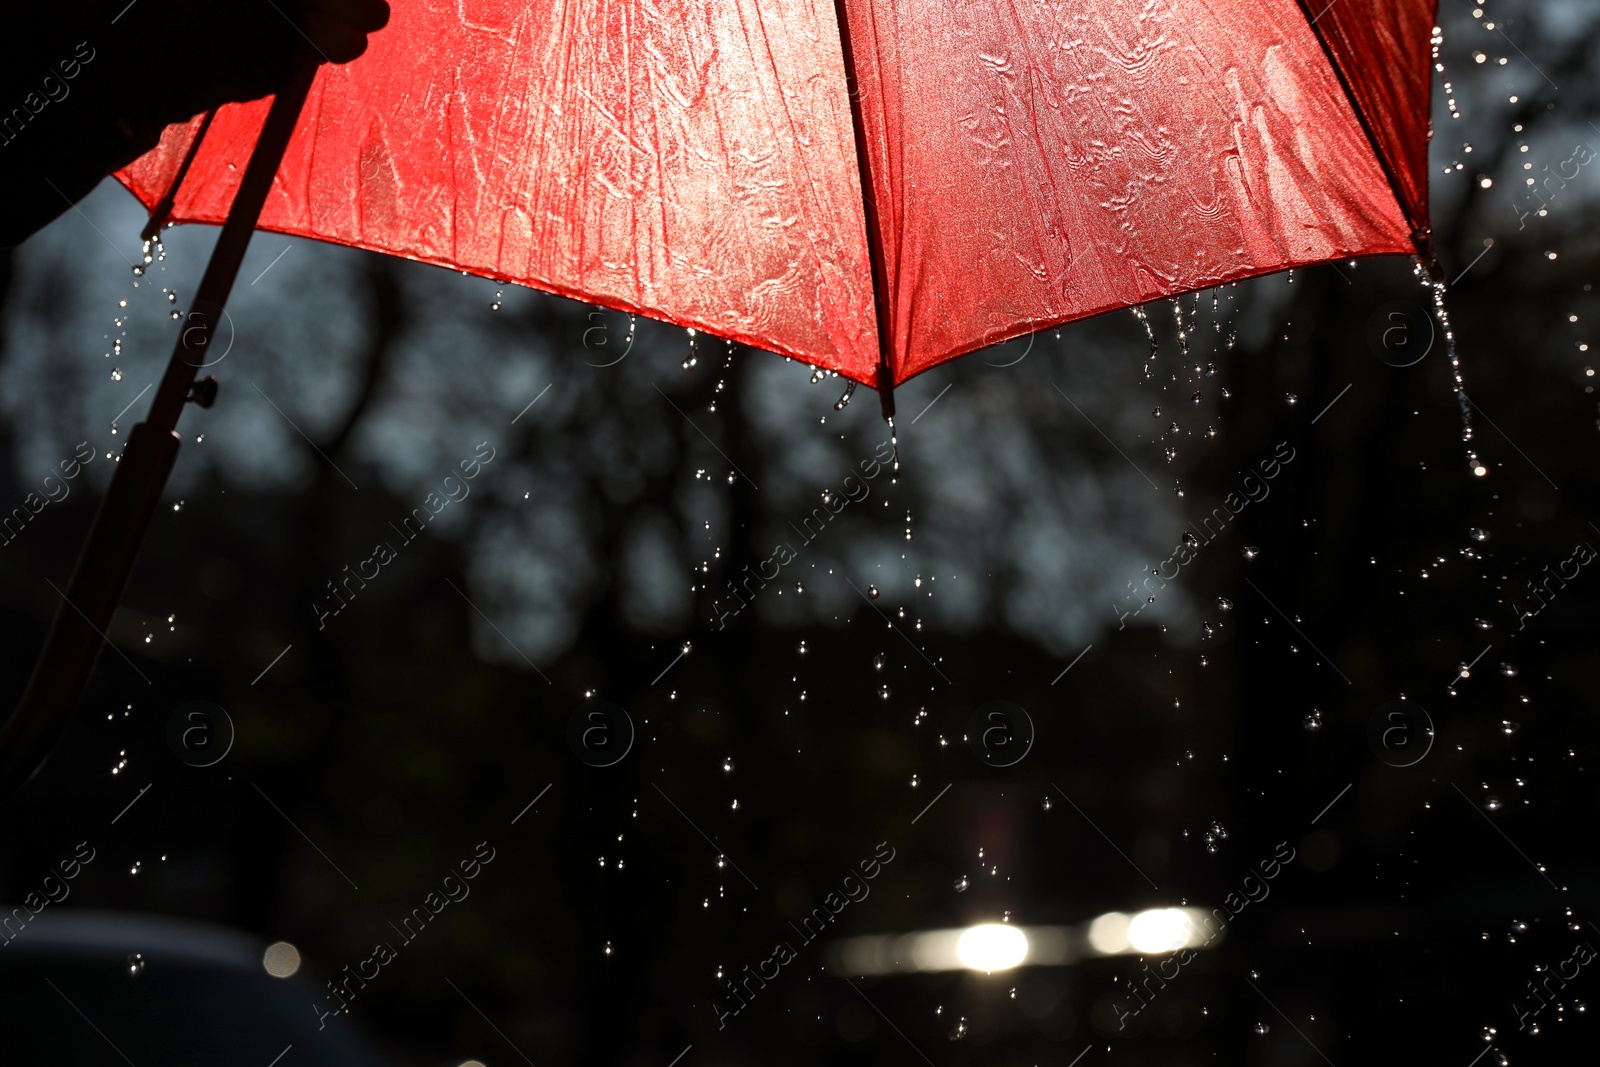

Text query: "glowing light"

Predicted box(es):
[1127, 908, 1195, 954]
[262, 941, 301, 978]
[955, 923, 1029, 971]
[1086, 911, 1131, 955]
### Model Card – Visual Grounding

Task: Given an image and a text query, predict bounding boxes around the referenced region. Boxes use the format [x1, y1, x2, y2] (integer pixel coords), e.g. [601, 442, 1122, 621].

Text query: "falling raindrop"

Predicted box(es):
[834, 382, 857, 411]
[1501, 720, 1520, 736]
[1216, 597, 1233, 611]
[1041, 796, 1053, 811]
[126, 954, 146, 977]
[948, 1018, 968, 1041]
[1285, 393, 1299, 406]
[1499, 663, 1519, 677]
[1485, 796, 1504, 812]
[1242, 546, 1260, 561]
[873, 652, 886, 671]
[868, 585, 880, 600]
[953, 875, 970, 892]
[1470, 528, 1490, 542]
[1253, 1022, 1270, 1035]
[1303, 711, 1324, 731]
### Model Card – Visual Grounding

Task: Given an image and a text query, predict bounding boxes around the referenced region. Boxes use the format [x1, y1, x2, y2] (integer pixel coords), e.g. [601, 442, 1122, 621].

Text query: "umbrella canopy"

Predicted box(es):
[116, 0, 1437, 395]
[2, 0, 1441, 797]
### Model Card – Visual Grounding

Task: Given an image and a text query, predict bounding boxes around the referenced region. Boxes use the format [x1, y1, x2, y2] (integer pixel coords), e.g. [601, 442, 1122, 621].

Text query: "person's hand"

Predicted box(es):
[0, 0, 391, 247]
[300, 0, 393, 64]
[148, 0, 392, 128]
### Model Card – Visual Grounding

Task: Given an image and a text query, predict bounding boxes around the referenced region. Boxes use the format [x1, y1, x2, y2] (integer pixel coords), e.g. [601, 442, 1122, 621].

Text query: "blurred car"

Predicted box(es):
[0, 908, 393, 1065]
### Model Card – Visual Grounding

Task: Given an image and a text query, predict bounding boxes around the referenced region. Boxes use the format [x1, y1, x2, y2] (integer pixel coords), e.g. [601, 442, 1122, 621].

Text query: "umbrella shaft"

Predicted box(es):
[149, 54, 319, 432]
[0, 53, 320, 799]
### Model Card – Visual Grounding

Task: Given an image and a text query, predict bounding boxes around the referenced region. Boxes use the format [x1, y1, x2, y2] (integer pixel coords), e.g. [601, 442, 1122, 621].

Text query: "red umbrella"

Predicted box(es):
[118, 0, 1437, 404]
[0, 0, 1439, 791]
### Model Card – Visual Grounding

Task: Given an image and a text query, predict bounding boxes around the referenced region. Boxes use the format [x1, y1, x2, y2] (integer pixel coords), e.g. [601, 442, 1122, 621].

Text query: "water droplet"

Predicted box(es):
[1041, 796, 1053, 811]
[1182, 531, 1199, 549]
[111, 368, 123, 382]
[868, 585, 880, 600]
[877, 685, 891, 701]
[1253, 1022, 1270, 1035]
[873, 652, 886, 671]
[1499, 663, 1519, 677]
[1284, 393, 1298, 406]
[1215, 597, 1233, 611]
[1303, 711, 1324, 731]
[834, 382, 857, 411]
[1485, 796, 1504, 812]
[948, 1018, 968, 1041]
[126, 953, 145, 976]
[1501, 720, 1520, 735]
[1475, 618, 1492, 630]
[953, 876, 970, 892]
[1152, 407, 1164, 418]
[1242, 546, 1260, 561]
[1470, 528, 1490, 542]
[730, 798, 740, 810]
[722, 757, 734, 772]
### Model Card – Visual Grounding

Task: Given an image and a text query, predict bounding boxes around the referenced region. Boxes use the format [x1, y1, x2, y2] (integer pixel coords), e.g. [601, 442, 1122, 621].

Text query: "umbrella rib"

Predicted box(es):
[1290, 0, 1424, 248]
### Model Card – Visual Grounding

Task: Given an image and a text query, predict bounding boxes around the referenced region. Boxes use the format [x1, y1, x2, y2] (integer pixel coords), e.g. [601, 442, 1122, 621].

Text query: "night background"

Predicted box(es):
[1, 1, 1597, 1065]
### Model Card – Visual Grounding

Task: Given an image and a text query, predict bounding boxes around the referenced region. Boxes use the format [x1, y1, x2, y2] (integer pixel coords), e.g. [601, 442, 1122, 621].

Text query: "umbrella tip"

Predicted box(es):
[876, 365, 895, 422]
[1412, 229, 1447, 285]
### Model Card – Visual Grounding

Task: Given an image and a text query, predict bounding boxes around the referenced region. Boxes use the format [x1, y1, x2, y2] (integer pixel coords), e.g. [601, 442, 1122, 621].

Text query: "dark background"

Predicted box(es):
[1, 2, 1597, 1064]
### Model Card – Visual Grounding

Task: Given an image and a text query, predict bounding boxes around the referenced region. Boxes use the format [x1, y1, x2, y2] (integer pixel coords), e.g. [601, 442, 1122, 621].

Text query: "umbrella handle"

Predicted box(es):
[0, 53, 321, 801]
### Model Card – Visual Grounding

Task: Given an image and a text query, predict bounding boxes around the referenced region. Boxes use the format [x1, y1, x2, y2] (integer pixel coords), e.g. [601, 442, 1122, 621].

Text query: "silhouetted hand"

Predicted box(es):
[1, 0, 391, 246]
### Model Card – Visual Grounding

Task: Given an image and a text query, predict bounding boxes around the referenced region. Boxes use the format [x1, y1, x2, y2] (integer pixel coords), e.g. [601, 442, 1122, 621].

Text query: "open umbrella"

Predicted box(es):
[0, 0, 1440, 793]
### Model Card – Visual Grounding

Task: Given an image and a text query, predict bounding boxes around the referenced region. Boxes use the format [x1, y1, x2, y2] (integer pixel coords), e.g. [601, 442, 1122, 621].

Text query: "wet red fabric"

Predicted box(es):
[1294, 0, 1437, 235]
[117, 0, 1435, 390]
